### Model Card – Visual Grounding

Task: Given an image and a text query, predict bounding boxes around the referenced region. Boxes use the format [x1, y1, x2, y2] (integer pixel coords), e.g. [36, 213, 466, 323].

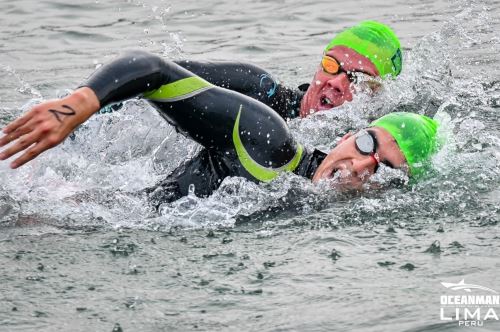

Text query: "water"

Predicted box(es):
[1, 0, 500, 331]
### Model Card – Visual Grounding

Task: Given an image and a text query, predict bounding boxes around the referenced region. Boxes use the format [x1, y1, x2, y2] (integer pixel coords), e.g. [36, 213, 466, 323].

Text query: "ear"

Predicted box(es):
[339, 132, 353, 144]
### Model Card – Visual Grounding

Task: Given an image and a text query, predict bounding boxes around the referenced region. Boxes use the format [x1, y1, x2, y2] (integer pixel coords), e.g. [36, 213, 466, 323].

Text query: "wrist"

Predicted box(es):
[68, 87, 101, 120]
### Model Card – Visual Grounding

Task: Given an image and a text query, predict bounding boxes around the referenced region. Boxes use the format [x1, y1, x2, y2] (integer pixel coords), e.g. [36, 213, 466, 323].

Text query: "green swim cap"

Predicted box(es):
[325, 21, 402, 78]
[370, 112, 439, 177]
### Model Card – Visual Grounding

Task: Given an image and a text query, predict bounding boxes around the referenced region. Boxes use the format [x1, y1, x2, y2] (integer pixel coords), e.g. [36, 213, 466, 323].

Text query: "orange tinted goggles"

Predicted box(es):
[321, 55, 382, 91]
[321, 55, 359, 83]
[321, 55, 343, 75]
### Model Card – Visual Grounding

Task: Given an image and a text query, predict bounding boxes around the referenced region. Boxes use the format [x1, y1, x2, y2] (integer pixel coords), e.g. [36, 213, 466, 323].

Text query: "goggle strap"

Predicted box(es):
[370, 153, 380, 165]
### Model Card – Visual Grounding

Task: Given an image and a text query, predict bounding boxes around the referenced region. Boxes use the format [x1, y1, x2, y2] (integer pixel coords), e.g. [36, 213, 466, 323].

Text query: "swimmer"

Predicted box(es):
[97, 20, 401, 119]
[0, 50, 436, 207]
[178, 20, 402, 119]
[300, 20, 402, 117]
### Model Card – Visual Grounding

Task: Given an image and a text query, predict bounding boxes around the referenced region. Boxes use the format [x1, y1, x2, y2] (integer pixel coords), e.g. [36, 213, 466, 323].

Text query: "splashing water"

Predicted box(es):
[0, 1, 499, 233]
[1, 1, 500, 332]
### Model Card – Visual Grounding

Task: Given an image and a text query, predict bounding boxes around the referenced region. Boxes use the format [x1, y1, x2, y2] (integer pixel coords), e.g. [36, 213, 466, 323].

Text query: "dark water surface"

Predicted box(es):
[1, 0, 500, 331]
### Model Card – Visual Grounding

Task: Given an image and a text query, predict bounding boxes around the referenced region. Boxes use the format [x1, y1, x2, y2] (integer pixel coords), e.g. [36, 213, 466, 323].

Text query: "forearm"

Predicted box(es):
[174, 60, 269, 93]
[82, 50, 183, 107]
[66, 87, 100, 124]
[175, 60, 301, 120]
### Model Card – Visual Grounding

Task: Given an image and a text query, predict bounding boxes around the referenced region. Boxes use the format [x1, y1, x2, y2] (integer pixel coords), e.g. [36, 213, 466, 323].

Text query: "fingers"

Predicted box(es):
[2, 111, 33, 134]
[0, 130, 42, 162]
[10, 139, 55, 169]
[0, 121, 36, 148]
[1, 93, 93, 168]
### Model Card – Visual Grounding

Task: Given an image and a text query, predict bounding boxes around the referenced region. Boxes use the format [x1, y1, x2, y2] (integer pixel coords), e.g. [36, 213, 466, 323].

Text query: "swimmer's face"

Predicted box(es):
[300, 45, 380, 118]
[312, 126, 407, 189]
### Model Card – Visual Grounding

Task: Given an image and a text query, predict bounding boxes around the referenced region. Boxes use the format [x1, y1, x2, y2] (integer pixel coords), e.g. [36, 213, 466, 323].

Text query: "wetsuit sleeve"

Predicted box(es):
[293, 148, 327, 179]
[82, 50, 305, 184]
[175, 60, 303, 119]
[82, 50, 184, 106]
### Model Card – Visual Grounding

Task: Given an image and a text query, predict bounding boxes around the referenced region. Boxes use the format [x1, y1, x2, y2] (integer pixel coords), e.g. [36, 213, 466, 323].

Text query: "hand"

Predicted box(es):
[0, 87, 100, 169]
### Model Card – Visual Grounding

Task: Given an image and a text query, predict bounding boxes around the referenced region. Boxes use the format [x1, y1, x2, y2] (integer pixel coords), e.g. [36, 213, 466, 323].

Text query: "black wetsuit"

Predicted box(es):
[173, 60, 311, 120]
[83, 50, 325, 206]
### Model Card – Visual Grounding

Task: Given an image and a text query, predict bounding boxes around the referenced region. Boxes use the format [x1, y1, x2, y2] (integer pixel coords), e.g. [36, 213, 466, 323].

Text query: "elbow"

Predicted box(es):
[120, 49, 165, 67]
[117, 49, 172, 80]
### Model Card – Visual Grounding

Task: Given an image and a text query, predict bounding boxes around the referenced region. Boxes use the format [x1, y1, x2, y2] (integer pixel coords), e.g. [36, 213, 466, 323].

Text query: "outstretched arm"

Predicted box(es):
[0, 50, 180, 168]
[0, 87, 99, 168]
[1, 50, 302, 181]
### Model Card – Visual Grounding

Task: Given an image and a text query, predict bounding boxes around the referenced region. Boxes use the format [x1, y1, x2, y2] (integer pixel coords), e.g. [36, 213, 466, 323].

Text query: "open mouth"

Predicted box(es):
[326, 167, 339, 179]
[320, 96, 334, 107]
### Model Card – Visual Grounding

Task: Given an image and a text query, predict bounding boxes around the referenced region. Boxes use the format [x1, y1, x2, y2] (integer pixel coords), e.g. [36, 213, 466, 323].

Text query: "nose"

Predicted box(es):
[351, 155, 378, 179]
[326, 73, 353, 102]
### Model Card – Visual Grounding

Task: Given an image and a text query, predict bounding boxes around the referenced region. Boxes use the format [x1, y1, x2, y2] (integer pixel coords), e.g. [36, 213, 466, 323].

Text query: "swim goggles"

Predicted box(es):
[355, 129, 380, 169]
[321, 55, 356, 81]
[321, 55, 382, 91]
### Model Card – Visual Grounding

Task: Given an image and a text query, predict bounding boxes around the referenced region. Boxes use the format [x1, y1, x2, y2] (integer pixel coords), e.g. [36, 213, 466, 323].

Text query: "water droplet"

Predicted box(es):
[329, 249, 341, 261]
[112, 323, 123, 332]
[400, 263, 416, 271]
[424, 240, 441, 254]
